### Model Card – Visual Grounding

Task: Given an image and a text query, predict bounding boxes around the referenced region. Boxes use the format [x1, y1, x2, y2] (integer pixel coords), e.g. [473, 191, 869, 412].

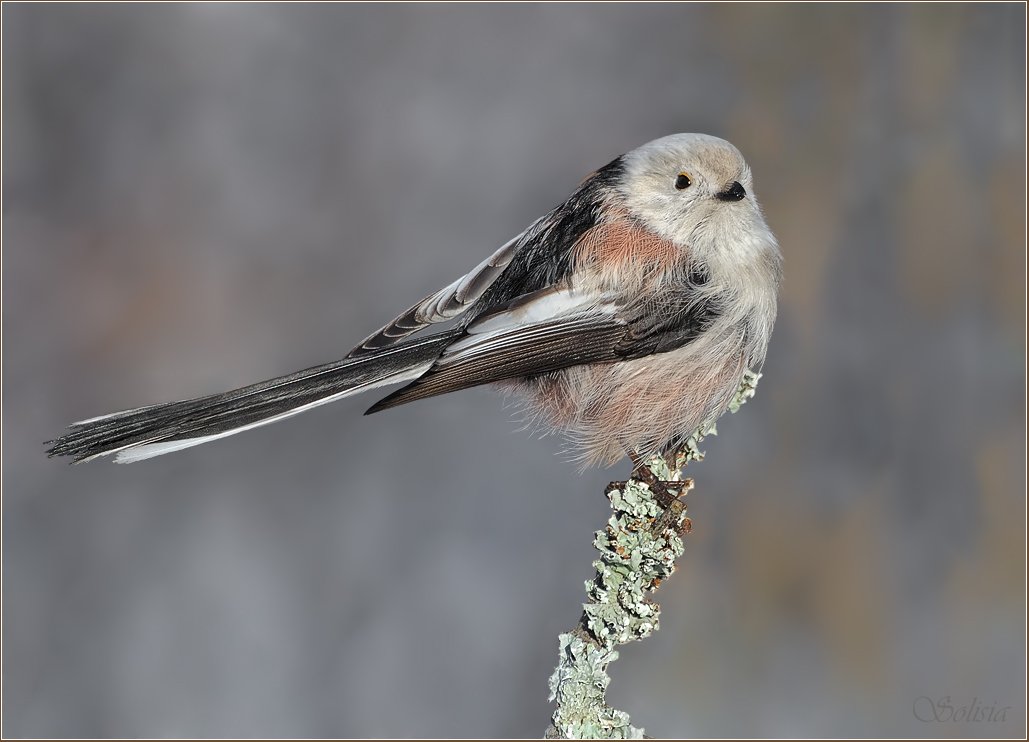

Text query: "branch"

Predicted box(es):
[545, 371, 762, 739]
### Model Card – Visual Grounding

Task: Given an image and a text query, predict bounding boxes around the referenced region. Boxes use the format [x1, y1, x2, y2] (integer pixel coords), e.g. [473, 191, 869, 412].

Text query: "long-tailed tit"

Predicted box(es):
[47, 133, 782, 467]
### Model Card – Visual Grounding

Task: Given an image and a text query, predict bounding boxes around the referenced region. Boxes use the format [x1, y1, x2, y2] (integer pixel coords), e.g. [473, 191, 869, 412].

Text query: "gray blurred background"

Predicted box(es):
[3, 3, 1025, 738]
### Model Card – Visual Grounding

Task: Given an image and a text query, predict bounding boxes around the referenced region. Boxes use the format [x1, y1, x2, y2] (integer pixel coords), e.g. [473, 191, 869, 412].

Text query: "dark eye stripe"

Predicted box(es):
[674, 173, 691, 190]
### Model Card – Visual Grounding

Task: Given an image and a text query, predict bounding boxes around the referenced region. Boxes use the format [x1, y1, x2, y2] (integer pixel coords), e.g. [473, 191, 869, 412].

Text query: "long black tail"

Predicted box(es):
[46, 330, 460, 463]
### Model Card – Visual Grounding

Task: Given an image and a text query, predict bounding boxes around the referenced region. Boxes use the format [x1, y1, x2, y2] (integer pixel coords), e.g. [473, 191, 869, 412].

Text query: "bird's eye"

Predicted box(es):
[674, 172, 692, 190]
[717, 181, 747, 201]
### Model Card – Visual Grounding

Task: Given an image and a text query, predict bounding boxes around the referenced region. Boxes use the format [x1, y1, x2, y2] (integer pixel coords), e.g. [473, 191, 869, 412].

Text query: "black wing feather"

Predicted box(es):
[366, 277, 722, 414]
[463, 156, 624, 322]
[348, 156, 625, 358]
[365, 317, 626, 413]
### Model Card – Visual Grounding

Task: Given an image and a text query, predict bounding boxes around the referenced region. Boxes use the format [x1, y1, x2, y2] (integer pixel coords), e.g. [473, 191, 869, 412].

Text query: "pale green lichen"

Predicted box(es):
[547, 635, 638, 739]
[583, 477, 687, 646]
[546, 371, 760, 739]
[728, 369, 761, 413]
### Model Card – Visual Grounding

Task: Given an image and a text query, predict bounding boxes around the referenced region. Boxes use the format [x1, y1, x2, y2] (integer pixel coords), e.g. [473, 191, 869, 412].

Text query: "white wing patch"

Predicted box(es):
[462, 286, 611, 336]
[439, 286, 619, 363]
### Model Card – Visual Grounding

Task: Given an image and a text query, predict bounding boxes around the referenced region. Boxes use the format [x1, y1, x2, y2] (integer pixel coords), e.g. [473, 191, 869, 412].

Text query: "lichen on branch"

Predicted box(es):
[546, 371, 761, 739]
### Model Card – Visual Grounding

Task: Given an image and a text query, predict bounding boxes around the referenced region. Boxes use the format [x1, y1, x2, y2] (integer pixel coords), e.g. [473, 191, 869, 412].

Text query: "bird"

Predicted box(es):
[46, 133, 782, 468]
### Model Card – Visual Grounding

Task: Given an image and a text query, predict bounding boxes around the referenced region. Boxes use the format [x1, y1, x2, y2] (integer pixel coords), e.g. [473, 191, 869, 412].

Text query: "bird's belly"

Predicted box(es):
[508, 340, 746, 467]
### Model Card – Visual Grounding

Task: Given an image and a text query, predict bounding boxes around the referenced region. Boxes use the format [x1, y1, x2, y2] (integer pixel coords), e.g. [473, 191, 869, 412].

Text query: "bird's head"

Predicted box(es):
[617, 133, 780, 271]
